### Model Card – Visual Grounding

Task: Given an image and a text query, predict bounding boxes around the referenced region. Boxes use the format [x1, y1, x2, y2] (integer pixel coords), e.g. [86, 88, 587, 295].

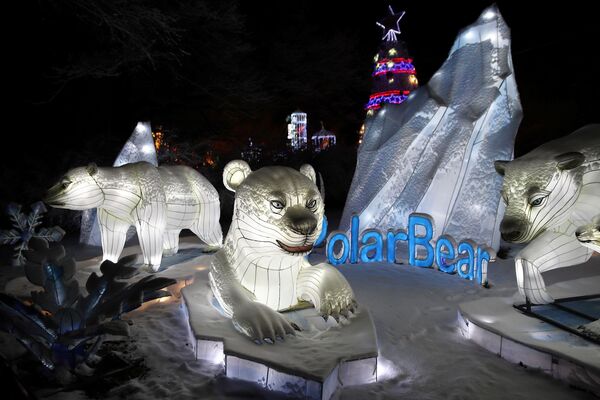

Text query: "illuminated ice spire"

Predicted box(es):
[376, 6, 405, 42]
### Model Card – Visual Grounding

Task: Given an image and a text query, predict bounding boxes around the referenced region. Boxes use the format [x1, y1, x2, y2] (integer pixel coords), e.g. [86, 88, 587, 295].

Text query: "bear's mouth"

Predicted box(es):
[43, 197, 64, 207]
[44, 195, 64, 207]
[44, 185, 65, 206]
[276, 240, 313, 254]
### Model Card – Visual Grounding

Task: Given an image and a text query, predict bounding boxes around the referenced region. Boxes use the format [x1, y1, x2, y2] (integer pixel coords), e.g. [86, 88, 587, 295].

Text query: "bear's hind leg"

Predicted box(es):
[162, 230, 181, 256]
[190, 200, 223, 249]
[98, 208, 130, 263]
[135, 202, 166, 272]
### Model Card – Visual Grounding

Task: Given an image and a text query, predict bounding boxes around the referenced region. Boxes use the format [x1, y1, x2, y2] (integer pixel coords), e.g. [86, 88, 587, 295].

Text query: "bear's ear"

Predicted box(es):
[555, 152, 585, 170]
[299, 164, 316, 184]
[494, 160, 509, 176]
[223, 160, 252, 192]
[318, 171, 325, 201]
[87, 163, 98, 176]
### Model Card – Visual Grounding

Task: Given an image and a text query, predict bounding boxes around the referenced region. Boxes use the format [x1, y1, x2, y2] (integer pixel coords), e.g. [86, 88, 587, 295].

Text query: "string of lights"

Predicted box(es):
[366, 90, 410, 110]
[373, 59, 416, 76]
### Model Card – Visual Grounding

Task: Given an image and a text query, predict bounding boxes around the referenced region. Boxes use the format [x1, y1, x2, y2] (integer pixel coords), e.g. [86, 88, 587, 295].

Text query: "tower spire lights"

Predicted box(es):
[376, 6, 405, 42]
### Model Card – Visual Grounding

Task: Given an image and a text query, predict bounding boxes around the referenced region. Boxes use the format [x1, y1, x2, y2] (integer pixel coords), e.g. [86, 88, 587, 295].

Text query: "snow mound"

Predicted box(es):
[579, 319, 600, 342]
[341, 5, 522, 250]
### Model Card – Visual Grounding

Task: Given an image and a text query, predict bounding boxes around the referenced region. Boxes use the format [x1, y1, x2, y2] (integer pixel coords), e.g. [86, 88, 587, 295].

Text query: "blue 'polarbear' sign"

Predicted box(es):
[325, 214, 493, 286]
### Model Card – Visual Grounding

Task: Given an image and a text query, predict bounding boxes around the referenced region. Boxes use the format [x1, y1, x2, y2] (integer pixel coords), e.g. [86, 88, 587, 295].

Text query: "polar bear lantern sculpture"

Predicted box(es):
[45, 161, 223, 271]
[495, 124, 600, 304]
[209, 160, 357, 342]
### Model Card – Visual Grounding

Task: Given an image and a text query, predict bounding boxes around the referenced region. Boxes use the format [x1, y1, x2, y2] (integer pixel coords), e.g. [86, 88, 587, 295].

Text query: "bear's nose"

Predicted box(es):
[500, 217, 526, 242]
[285, 206, 317, 236]
[44, 184, 63, 205]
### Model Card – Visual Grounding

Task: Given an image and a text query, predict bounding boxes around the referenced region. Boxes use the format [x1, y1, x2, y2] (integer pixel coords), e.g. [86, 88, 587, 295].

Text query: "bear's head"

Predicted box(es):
[494, 151, 585, 243]
[45, 163, 104, 210]
[223, 160, 324, 256]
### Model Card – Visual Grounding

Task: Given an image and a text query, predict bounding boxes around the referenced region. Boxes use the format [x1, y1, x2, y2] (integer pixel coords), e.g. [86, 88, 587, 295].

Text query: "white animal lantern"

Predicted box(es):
[495, 124, 600, 304]
[210, 160, 357, 342]
[46, 161, 222, 271]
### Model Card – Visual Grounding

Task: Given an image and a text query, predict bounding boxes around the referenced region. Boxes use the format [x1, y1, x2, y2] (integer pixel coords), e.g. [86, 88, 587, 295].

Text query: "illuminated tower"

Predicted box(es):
[286, 110, 308, 151]
[364, 7, 418, 114]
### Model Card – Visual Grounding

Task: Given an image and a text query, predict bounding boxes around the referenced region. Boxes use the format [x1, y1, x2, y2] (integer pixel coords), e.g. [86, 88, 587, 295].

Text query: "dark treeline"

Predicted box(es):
[3, 0, 598, 226]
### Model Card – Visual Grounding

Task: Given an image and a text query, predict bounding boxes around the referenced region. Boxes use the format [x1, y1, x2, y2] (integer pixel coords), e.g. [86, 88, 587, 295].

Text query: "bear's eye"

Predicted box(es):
[270, 200, 285, 210]
[306, 199, 318, 210]
[61, 179, 71, 189]
[531, 198, 543, 206]
[529, 194, 547, 207]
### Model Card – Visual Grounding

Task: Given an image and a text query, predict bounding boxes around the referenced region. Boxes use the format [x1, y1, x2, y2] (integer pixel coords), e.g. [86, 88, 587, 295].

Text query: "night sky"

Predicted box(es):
[4, 0, 599, 209]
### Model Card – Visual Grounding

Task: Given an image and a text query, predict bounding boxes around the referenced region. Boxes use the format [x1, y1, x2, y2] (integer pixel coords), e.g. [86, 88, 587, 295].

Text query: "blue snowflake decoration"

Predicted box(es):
[0, 201, 65, 266]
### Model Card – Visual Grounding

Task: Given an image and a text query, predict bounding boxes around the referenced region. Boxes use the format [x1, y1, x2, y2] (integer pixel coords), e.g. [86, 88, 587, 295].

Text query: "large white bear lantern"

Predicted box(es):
[210, 160, 357, 342]
[495, 124, 600, 304]
[46, 161, 222, 271]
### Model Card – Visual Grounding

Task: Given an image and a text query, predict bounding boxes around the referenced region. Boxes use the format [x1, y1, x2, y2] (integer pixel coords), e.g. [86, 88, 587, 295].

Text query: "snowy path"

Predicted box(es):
[336, 257, 598, 400]
[41, 242, 598, 400]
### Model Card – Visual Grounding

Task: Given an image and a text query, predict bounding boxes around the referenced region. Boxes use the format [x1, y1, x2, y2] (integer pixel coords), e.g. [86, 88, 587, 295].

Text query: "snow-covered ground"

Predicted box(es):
[338, 257, 599, 400]
[4, 236, 599, 400]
